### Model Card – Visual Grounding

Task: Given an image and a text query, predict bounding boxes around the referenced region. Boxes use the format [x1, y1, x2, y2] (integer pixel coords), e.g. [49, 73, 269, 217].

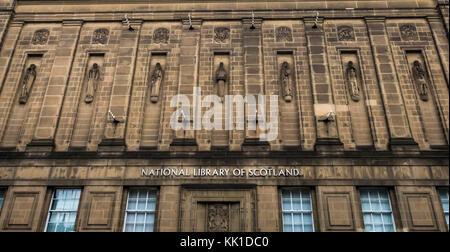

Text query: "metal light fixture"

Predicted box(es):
[250, 10, 256, 30]
[312, 11, 319, 29]
[188, 13, 194, 30]
[108, 109, 124, 124]
[125, 14, 134, 31]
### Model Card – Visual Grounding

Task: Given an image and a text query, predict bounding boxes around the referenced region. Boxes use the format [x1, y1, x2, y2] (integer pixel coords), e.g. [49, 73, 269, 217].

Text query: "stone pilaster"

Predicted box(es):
[170, 18, 202, 148]
[158, 185, 180, 232]
[304, 17, 342, 150]
[99, 19, 142, 151]
[364, 17, 417, 150]
[427, 16, 449, 86]
[0, 0, 15, 48]
[0, 21, 22, 93]
[27, 20, 83, 151]
[241, 17, 269, 148]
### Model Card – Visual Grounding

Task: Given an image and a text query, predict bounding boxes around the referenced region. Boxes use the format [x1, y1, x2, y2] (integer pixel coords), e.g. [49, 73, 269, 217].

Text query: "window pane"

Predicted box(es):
[360, 188, 395, 232]
[438, 188, 449, 229]
[46, 189, 82, 232]
[124, 190, 157, 232]
[281, 189, 314, 232]
[0, 189, 5, 211]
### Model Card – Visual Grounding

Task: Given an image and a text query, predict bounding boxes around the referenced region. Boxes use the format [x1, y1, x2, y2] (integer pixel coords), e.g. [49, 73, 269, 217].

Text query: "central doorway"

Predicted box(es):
[179, 186, 256, 232]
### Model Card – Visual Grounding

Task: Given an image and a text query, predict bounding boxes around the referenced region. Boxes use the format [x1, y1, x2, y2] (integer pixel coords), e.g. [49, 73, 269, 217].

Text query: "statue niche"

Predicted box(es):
[215, 62, 228, 102]
[345, 61, 361, 102]
[85, 63, 101, 104]
[18, 64, 37, 105]
[280, 61, 293, 102]
[411, 60, 429, 101]
[149, 62, 164, 103]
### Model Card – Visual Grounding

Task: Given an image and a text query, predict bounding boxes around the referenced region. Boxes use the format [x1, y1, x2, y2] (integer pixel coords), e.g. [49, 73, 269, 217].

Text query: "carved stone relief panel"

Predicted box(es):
[337, 26, 355, 41]
[31, 29, 50, 45]
[92, 28, 109, 44]
[153, 28, 169, 44]
[207, 203, 230, 232]
[276, 26, 293, 42]
[214, 27, 230, 43]
[400, 24, 418, 41]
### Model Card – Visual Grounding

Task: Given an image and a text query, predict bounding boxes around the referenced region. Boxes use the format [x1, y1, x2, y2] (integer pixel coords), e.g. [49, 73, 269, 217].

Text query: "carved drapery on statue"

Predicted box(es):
[280, 61, 293, 102]
[149, 62, 164, 103]
[345, 61, 361, 102]
[411, 60, 429, 101]
[18, 64, 37, 104]
[215, 62, 228, 102]
[85, 63, 100, 104]
[207, 204, 229, 232]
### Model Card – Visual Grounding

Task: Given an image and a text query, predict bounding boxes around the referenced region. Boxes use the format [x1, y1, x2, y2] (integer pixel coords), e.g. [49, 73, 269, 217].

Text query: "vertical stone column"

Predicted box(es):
[27, 20, 82, 151]
[304, 18, 342, 150]
[99, 20, 142, 151]
[0, 21, 22, 92]
[364, 17, 416, 149]
[427, 16, 449, 85]
[241, 17, 268, 147]
[170, 18, 202, 147]
[0, 0, 15, 48]
[158, 185, 180, 232]
[437, 0, 449, 37]
[257, 186, 280, 232]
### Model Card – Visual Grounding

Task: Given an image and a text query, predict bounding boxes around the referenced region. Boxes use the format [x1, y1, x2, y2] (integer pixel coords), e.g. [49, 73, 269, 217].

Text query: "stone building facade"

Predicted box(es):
[0, 0, 448, 232]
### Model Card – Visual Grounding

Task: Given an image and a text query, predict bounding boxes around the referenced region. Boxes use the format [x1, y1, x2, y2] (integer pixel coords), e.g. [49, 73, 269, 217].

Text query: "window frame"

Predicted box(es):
[0, 187, 7, 214]
[43, 188, 83, 233]
[437, 187, 449, 231]
[122, 187, 159, 232]
[279, 187, 316, 232]
[358, 187, 397, 232]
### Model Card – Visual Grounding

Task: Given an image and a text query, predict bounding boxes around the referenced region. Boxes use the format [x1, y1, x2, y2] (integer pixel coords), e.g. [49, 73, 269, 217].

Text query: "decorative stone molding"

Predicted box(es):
[92, 28, 109, 44]
[31, 29, 49, 45]
[153, 28, 169, 43]
[276, 26, 292, 42]
[214, 27, 230, 43]
[337, 26, 355, 41]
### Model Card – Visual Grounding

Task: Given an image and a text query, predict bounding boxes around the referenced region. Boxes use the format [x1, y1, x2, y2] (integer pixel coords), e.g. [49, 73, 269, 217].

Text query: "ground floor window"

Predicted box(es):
[123, 189, 157, 232]
[360, 188, 395, 232]
[281, 188, 314, 232]
[45, 188, 82, 232]
[0, 188, 5, 212]
[438, 188, 449, 229]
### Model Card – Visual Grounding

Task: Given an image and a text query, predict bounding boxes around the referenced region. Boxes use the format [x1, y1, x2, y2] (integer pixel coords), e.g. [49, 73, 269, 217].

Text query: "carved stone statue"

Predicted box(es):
[85, 63, 100, 104]
[19, 64, 37, 104]
[346, 61, 361, 102]
[215, 62, 227, 102]
[280, 61, 293, 102]
[150, 62, 164, 103]
[412, 60, 429, 101]
[207, 204, 229, 232]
